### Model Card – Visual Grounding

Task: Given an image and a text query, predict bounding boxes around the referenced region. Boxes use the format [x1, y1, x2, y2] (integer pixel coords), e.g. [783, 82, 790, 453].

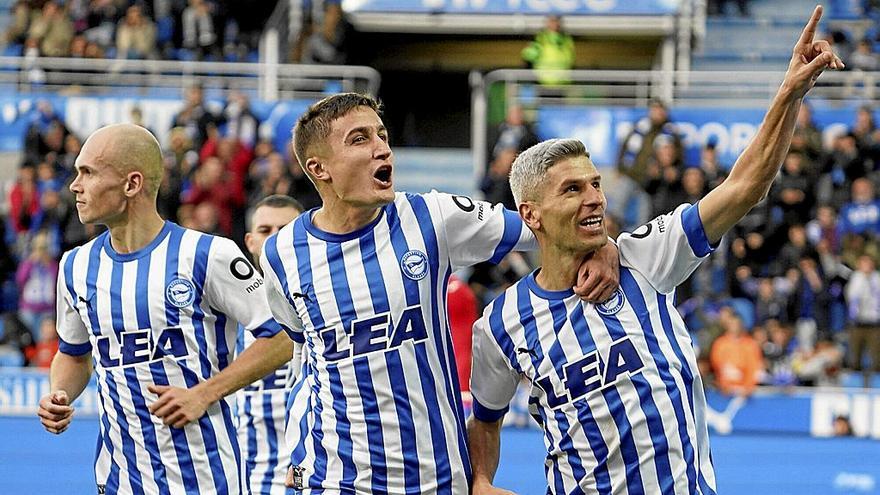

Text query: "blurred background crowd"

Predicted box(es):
[0, 0, 878, 402]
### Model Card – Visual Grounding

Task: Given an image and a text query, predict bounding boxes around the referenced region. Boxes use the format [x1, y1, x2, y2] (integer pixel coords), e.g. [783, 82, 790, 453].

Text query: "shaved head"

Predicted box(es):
[81, 123, 163, 197]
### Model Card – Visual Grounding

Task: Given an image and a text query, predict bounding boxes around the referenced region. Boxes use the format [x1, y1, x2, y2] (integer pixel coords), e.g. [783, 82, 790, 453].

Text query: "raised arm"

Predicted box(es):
[699, 5, 844, 243]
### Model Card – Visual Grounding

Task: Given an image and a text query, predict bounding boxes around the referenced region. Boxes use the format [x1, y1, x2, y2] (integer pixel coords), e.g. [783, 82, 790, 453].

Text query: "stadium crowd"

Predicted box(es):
[2, 84, 880, 394]
[2, 0, 347, 64]
[2, 85, 879, 394]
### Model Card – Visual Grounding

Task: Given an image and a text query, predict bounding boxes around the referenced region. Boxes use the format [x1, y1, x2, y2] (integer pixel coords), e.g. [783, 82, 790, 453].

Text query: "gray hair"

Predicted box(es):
[509, 138, 590, 206]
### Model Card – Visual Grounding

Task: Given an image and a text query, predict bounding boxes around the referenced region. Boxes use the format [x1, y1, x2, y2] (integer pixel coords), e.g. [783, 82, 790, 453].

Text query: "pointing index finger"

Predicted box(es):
[797, 5, 823, 48]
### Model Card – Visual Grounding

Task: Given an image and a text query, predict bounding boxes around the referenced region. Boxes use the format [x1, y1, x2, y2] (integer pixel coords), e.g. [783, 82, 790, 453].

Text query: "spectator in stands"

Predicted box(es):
[115, 4, 156, 59]
[753, 277, 790, 324]
[792, 103, 824, 164]
[172, 82, 219, 150]
[8, 166, 40, 238]
[756, 319, 797, 386]
[447, 275, 478, 395]
[127, 106, 156, 138]
[819, 132, 866, 209]
[791, 254, 830, 350]
[777, 224, 817, 274]
[708, 0, 750, 17]
[221, 91, 259, 148]
[617, 98, 683, 187]
[68, 34, 102, 62]
[24, 317, 59, 368]
[773, 151, 815, 227]
[15, 231, 57, 342]
[851, 105, 877, 149]
[293, 0, 348, 64]
[850, 39, 879, 71]
[644, 135, 686, 216]
[838, 177, 880, 237]
[188, 201, 222, 235]
[84, 0, 123, 49]
[710, 306, 764, 396]
[0, 217, 16, 285]
[5, 0, 39, 46]
[83, 39, 104, 58]
[698, 140, 727, 188]
[490, 104, 539, 161]
[0, 312, 31, 366]
[844, 254, 880, 387]
[521, 15, 575, 86]
[479, 147, 517, 210]
[181, 156, 244, 237]
[182, 0, 217, 60]
[248, 151, 293, 207]
[166, 125, 198, 177]
[23, 100, 70, 167]
[26, 1, 73, 57]
[807, 204, 842, 254]
[792, 336, 843, 386]
[832, 414, 854, 436]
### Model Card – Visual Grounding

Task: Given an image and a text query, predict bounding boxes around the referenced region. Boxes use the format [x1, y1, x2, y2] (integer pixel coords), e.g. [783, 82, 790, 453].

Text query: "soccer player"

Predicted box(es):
[467, 7, 843, 495]
[236, 194, 304, 495]
[259, 93, 620, 494]
[36, 124, 293, 494]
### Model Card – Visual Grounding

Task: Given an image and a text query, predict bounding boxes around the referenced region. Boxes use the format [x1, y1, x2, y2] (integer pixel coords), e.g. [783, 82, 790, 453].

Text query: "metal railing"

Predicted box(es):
[471, 68, 880, 176]
[0, 56, 381, 101]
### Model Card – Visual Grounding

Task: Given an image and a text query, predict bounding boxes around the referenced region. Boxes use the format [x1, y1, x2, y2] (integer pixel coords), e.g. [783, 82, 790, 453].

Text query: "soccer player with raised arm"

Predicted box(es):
[259, 93, 620, 494]
[36, 124, 294, 494]
[467, 7, 843, 495]
[236, 194, 304, 495]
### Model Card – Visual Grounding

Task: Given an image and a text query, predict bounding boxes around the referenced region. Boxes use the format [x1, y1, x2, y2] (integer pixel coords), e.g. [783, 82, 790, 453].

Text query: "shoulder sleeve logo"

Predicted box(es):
[229, 256, 255, 280]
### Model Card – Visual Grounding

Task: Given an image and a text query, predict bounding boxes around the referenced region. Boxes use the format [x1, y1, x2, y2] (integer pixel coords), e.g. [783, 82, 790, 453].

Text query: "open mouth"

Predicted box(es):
[373, 165, 393, 186]
[579, 215, 603, 229]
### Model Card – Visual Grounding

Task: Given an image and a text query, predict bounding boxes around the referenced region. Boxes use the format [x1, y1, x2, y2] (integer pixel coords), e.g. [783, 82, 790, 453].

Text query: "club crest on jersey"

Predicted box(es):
[166, 278, 195, 308]
[596, 287, 626, 316]
[400, 249, 429, 280]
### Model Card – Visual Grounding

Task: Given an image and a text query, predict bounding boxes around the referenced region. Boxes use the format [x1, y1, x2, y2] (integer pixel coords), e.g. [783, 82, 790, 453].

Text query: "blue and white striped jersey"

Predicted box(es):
[471, 203, 718, 495]
[261, 191, 535, 494]
[55, 221, 282, 495]
[234, 327, 294, 495]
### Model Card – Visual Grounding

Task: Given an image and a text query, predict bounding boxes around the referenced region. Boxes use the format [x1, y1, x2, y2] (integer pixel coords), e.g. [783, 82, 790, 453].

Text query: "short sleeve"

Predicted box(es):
[616, 202, 717, 294]
[204, 237, 282, 338]
[469, 316, 520, 422]
[427, 191, 537, 270]
[259, 241, 306, 343]
[56, 252, 91, 356]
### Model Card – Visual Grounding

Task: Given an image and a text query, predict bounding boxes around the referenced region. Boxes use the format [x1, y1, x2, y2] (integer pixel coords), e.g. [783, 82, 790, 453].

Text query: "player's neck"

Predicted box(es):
[312, 201, 381, 235]
[535, 246, 583, 291]
[107, 208, 165, 254]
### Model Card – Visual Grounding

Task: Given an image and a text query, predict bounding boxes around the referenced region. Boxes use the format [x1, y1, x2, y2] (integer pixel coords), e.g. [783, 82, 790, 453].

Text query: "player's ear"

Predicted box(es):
[519, 201, 540, 230]
[124, 171, 144, 197]
[306, 157, 328, 181]
[244, 232, 256, 256]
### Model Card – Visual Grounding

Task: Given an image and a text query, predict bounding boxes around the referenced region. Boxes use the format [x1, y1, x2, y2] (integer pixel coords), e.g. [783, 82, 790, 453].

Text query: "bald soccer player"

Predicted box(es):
[37, 124, 293, 495]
